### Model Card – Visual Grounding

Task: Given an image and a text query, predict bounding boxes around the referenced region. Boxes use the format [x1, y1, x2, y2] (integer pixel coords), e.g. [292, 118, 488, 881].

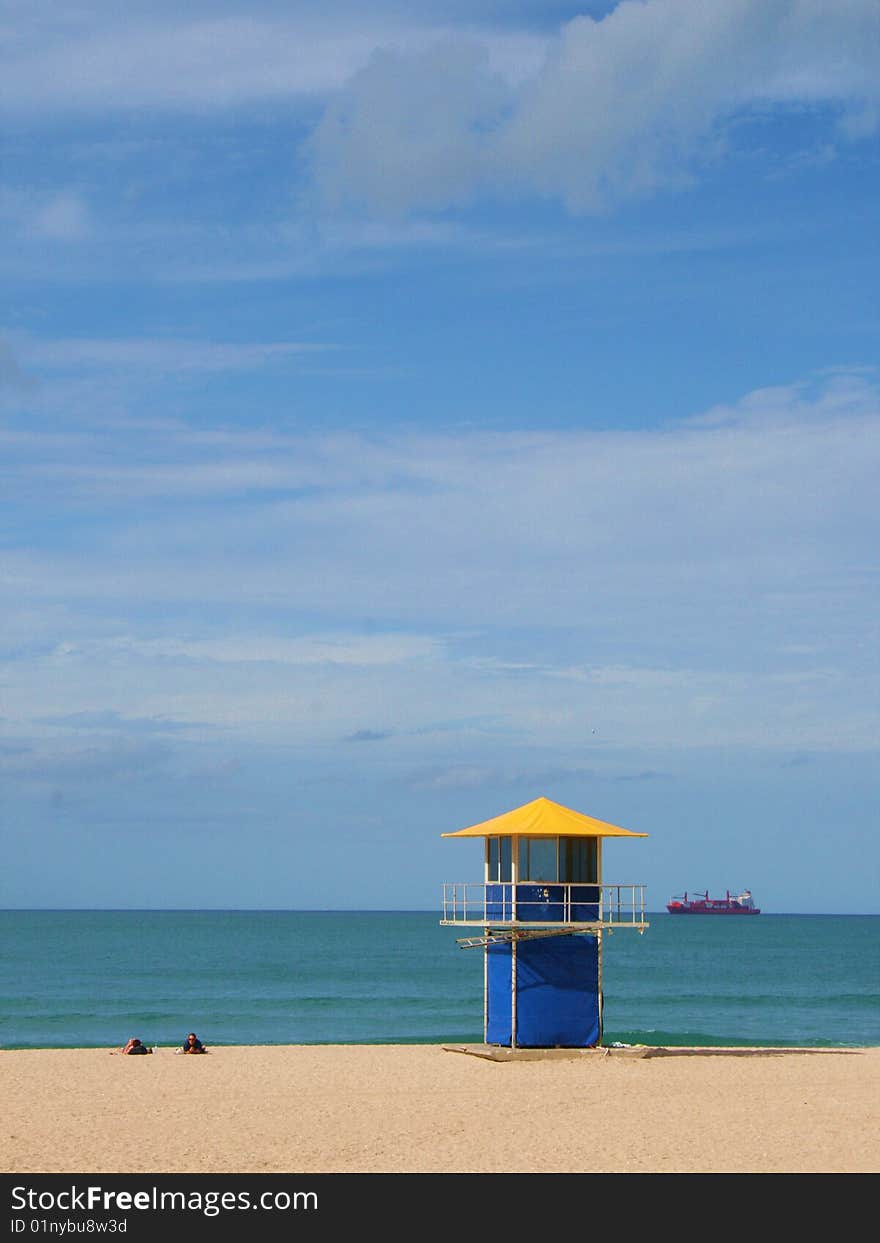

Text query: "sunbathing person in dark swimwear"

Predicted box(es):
[113, 1037, 152, 1055]
[182, 1032, 206, 1054]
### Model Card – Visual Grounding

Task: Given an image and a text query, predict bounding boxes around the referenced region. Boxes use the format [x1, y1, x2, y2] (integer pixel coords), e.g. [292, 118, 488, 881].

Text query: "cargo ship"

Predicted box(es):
[667, 889, 760, 915]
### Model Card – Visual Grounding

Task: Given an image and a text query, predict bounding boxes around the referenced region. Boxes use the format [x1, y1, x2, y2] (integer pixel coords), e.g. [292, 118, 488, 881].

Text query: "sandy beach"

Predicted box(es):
[2, 1043, 878, 1174]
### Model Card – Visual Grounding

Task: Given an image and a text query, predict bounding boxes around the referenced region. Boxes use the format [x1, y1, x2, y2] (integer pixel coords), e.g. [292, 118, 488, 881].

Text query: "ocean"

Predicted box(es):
[1, 910, 877, 1051]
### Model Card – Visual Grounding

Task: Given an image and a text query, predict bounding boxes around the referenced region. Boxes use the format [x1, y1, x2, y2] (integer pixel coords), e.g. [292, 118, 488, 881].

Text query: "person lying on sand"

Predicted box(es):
[181, 1032, 207, 1054]
[112, 1037, 152, 1055]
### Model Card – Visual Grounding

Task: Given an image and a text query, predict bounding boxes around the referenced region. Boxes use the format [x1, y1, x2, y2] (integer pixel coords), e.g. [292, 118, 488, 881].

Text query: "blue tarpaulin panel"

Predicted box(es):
[486, 942, 513, 1044]
[515, 884, 600, 923]
[516, 884, 565, 923]
[485, 883, 513, 923]
[568, 885, 600, 923]
[516, 936, 600, 1047]
[485, 884, 600, 923]
[486, 936, 601, 1048]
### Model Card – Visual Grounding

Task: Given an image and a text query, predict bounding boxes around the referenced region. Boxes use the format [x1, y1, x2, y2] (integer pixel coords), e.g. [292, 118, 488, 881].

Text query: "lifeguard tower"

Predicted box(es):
[440, 796, 648, 1048]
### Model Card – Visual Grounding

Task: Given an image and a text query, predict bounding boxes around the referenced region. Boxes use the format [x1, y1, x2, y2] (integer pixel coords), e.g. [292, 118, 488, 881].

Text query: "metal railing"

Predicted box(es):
[440, 882, 648, 930]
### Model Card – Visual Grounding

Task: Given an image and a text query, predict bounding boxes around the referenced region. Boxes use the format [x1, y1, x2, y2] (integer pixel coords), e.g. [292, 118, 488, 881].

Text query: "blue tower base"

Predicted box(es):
[486, 935, 601, 1048]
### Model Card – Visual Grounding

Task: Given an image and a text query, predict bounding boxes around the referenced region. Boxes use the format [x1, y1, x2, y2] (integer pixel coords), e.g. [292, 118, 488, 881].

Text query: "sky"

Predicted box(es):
[1, 0, 879, 914]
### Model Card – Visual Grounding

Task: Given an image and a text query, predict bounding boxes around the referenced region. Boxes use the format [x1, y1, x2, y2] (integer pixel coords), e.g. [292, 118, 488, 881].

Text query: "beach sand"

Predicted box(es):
[2, 1043, 877, 1174]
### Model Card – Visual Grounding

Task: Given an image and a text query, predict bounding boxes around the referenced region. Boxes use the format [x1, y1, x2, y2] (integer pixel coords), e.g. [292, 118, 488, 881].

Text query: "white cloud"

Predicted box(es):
[309, 0, 880, 214]
[5, 2, 877, 220]
[309, 38, 510, 215]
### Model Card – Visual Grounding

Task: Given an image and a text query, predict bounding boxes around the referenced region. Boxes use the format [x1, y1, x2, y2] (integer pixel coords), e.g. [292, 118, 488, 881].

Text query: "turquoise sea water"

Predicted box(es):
[0, 910, 877, 1050]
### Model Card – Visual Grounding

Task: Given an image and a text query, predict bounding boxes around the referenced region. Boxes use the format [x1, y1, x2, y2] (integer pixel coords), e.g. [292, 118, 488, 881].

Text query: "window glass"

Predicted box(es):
[500, 836, 512, 881]
[488, 837, 512, 881]
[522, 837, 557, 881]
[561, 838, 598, 882]
[561, 838, 582, 881]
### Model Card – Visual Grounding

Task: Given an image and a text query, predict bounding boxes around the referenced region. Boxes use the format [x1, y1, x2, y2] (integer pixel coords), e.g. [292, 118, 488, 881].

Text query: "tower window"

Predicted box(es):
[516, 837, 598, 882]
[517, 837, 558, 881]
[488, 836, 512, 881]
[562, 837, 597, 882]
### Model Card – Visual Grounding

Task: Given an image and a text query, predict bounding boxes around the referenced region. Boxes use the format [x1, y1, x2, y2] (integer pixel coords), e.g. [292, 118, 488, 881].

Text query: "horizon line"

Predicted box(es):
[1, 907, 877, 917]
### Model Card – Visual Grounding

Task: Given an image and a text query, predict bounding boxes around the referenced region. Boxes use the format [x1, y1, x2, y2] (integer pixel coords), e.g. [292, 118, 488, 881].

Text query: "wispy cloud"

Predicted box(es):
[22, 337, 337, 374]
[0, 339, 35, 390]
[2, 370, 877, 755]
[102, 635, 443, 667]
[29, 193, 91, 240]
[0, 8, 545, 115]
[37, 710, 203, 734]
[0, 738, 174, 782]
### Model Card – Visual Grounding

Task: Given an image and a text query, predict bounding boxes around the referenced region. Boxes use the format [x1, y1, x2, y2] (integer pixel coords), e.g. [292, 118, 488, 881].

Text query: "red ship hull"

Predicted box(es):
[667, 904, 760, 914]
[666, 890, 760, 915]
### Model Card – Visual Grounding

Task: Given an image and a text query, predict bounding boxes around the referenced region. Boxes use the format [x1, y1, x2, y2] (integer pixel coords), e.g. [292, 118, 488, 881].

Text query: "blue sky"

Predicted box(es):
[2, 0, 878, 913]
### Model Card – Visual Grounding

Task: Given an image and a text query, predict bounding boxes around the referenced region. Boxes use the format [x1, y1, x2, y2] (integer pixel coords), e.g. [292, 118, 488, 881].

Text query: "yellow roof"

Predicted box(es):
[441, 796, 647, 839]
